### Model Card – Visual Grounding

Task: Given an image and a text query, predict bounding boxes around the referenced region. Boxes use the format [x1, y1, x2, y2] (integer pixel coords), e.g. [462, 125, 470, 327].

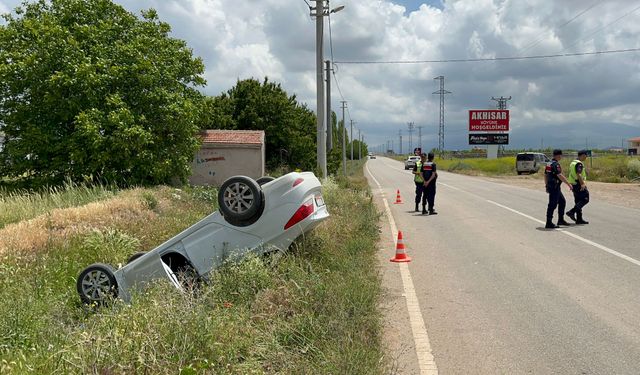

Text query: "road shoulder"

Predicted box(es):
[367, 169, 421, 374]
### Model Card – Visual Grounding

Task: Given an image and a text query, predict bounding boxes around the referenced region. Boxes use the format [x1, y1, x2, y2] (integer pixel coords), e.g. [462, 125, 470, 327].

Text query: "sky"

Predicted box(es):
[1, 0, 640, 152]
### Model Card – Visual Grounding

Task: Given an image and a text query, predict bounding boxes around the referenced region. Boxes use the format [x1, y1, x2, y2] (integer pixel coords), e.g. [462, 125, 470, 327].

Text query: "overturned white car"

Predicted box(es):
[77, 172, 329, 304]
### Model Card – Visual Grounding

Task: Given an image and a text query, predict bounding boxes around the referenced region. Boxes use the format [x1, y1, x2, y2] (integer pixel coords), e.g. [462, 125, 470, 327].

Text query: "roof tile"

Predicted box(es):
[201, 130, 264, 145]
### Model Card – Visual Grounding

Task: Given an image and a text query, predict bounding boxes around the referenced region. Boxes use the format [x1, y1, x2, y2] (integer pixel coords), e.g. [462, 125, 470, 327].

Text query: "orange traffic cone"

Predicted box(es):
[393, 189, 403, 204]
[390, 231, 411, 263]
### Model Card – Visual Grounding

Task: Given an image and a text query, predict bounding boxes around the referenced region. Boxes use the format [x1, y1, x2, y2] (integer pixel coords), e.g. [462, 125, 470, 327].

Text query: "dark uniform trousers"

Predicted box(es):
[415, 182, 424, 204]
[571, 185, 589, 214]
[546, 186, 566, 222]
[422, 183, 436, 211]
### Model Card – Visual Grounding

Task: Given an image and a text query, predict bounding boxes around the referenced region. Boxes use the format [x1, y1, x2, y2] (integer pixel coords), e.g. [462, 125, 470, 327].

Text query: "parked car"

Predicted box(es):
[404, 155, 421, 170]
[76, 172, 329, 304]
[516, 152, 550, 175]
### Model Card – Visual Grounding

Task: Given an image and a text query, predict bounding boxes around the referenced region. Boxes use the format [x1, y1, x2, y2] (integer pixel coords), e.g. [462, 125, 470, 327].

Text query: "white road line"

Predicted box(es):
[442, 181, 640, 269]
[365, 162, 439, 375]
[487, 199, 545, 225]
[485, 200, 640, 267]
[559, 230, 640, 267]
[381, 159, 640, 269]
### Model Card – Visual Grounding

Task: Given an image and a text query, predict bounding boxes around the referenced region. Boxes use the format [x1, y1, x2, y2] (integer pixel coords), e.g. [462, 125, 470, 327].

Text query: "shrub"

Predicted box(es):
[627, 159, 640, 180]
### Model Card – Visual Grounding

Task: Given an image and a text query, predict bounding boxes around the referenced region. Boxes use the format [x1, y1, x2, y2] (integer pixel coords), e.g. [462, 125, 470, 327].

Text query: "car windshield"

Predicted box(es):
[517, 154, 535, 161]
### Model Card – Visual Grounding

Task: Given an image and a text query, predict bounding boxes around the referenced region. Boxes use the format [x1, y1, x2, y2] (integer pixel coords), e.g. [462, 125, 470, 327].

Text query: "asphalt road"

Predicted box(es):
[367, 156, 640, 374]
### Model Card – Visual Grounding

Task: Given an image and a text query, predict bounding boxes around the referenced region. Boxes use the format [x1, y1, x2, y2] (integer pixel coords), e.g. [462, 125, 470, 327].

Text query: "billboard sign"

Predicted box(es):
[469, 110, 510, 131]
[469, 133, 509, 145]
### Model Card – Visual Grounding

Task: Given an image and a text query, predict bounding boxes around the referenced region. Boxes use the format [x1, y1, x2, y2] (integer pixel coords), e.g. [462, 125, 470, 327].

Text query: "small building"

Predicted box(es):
[189, 130, 265, 186]
[629, 137, 640, 155]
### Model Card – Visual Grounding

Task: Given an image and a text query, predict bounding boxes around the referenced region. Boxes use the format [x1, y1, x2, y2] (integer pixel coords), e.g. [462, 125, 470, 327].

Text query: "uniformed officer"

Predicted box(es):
[566, 150, 590, 224]
[544, 149, 573, 229]
[412, 153, 426, 212]
[421, 152, 438, 215]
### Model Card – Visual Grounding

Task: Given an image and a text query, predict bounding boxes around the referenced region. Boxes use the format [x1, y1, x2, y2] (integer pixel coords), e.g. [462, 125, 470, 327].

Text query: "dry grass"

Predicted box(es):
[0, 182, 115, 228]
[0, 176, 384, 374]
[0, 189, 155, 256]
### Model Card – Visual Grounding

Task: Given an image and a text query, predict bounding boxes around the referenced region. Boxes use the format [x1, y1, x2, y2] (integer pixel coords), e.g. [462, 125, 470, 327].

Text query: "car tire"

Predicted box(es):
[517, 171, 522, 175]
[256, 176, 275, 186]
[218, 176, 264, 225]
[77, 263, 118, 304]
[126, 251, 146, 264]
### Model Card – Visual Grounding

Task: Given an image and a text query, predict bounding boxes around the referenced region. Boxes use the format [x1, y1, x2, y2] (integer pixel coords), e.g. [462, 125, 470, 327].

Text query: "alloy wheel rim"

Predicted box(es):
[223, 182, 254, 214]
[81, 270, 112, 301]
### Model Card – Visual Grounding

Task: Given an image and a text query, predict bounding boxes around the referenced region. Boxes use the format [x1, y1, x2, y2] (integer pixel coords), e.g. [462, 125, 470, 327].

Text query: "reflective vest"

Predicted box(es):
[414, 160, 424, 183]
[568, 159, 587, 185]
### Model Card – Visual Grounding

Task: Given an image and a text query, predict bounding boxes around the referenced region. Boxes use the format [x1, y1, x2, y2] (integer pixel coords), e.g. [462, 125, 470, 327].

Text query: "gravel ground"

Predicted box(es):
[480, 174, 640, 210]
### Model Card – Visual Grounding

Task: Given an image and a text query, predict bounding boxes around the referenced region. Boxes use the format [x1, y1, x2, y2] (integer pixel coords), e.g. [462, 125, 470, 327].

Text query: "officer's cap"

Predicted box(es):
[577, 150, 588, 156]
[552, 149, 563, 156]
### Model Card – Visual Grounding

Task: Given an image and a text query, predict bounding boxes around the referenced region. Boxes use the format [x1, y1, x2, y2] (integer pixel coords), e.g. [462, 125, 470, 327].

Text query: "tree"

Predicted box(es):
[202, 78, 317, 171]
[0, 0, 206, 186]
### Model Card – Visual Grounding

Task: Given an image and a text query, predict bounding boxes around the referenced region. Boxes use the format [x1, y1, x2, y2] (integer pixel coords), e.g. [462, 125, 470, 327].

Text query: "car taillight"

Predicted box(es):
[284, 199, 315, 230]
[293, 178, 304, 187]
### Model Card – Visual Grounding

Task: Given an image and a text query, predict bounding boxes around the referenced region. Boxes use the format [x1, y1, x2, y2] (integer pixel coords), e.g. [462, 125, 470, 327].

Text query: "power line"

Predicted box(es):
[327, 4, 352, 123]
[332, 70, 345, 101]
[333, 47, 640, 65]
[520, 0, 601, 54]
[560, 3, 640, 52]
[328, 5, 336, 67]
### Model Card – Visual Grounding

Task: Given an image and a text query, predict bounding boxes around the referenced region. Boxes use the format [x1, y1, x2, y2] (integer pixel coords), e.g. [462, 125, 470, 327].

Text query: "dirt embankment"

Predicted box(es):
[481, 175, 640, 210]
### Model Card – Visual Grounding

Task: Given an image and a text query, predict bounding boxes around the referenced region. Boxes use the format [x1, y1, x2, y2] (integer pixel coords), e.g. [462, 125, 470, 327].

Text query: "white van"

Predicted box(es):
[516, 152, 550, 175]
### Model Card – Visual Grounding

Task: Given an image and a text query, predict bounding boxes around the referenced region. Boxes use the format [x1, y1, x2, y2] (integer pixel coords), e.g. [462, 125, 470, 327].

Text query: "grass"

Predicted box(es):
[0, 169, 384, 374]
[390, 154, 640, 183]
[438, 157, 517, 176]
[0, 181, 116, 229]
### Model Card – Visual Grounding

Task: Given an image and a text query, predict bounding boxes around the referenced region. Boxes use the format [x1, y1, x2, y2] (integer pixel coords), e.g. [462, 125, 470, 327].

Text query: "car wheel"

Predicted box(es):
[517, 171, 522, 175]
[126, 251, 146, 264]
[218, 176, 264, 224]
[77, 263, 118, 304]
[256, 176, 275, 186]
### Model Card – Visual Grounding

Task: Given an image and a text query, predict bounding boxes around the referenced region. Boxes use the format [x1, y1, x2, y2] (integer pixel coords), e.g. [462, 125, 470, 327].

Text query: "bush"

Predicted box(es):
[627, 159, 640, 180]
[0, 0, 206, 186]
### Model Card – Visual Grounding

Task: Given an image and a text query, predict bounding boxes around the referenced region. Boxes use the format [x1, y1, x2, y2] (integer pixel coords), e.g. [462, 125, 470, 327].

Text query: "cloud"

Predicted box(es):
[1, 0, 639, 149]
[0, 1, 10, 15]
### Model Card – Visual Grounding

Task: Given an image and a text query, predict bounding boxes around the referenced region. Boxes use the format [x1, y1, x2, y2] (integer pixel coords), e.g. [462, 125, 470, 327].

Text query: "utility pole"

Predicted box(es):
[491, 96, 511, 156]
[433, 76, 451, 157]
[398, 129, 403, 155]
[341, 100, 347, 175]
[325, 60, 333, 152]
[407, 122, 414, 153]
[417, 125, 423, 151]
[350, 119, 355, 160]
[358, 129, 362, 160]
[313, 0, 326, 178]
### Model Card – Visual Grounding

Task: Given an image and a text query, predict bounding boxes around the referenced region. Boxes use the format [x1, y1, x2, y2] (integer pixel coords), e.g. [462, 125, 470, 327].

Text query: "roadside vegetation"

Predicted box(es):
[0, 161, 384, 374]
[0, 181, 115, 229]
[392, 154, 640, 183]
